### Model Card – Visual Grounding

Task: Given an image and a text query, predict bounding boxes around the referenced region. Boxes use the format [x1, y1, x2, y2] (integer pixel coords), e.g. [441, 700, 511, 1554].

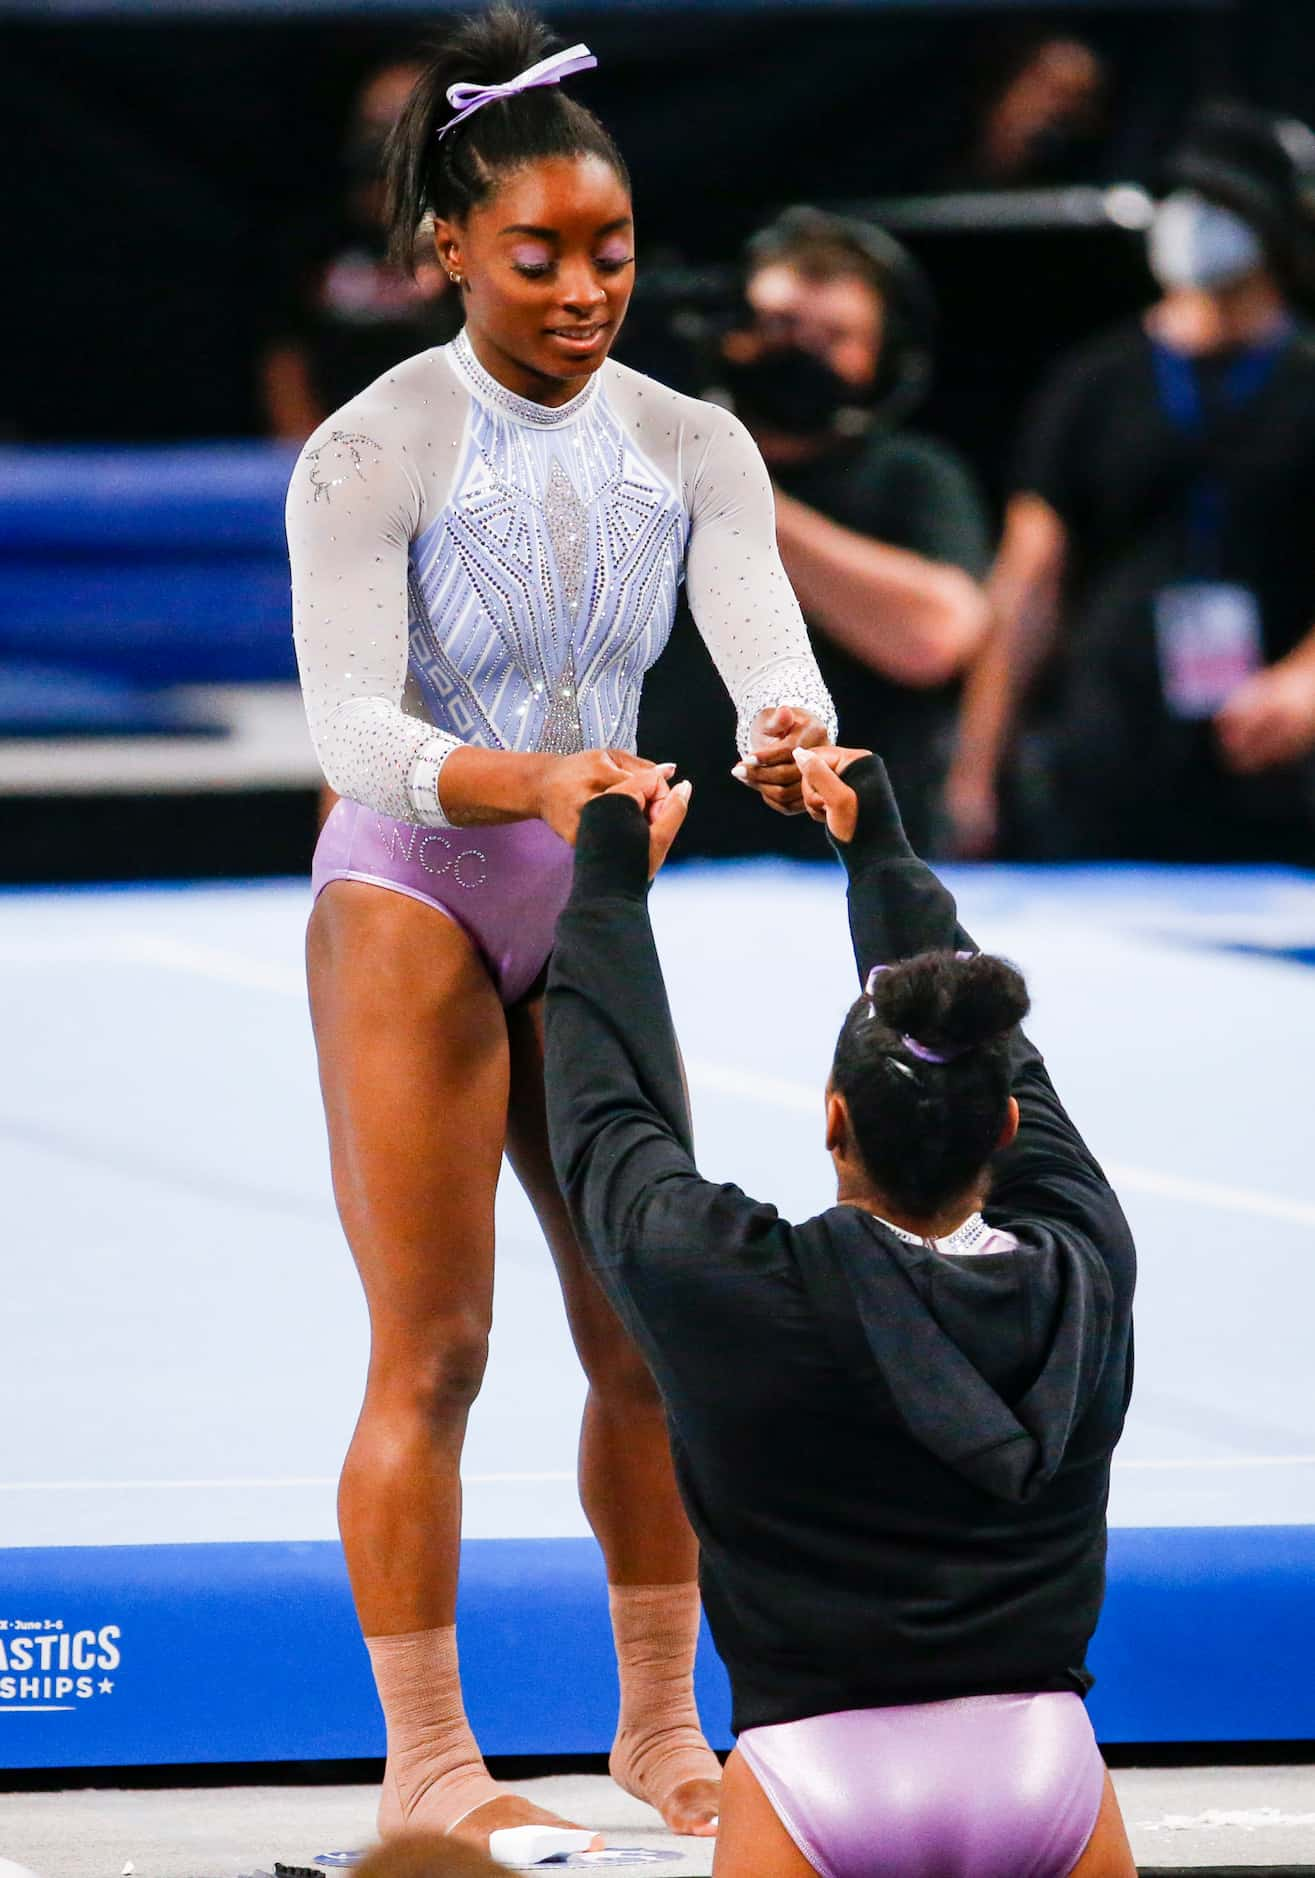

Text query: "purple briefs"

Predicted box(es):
[738, 1691, 1105, 1878]
[311, 797, 574, 1006]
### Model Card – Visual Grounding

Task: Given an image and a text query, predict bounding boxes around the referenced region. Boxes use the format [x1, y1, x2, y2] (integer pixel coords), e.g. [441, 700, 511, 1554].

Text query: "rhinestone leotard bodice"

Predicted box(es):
[288, 332, 836, 827]
[405, 331, 686, 763]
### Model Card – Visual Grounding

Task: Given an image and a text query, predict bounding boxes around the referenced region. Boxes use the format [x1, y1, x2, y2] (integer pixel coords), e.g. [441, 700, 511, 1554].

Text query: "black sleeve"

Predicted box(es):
[1012, 346, 1100, 529]
[544, 797, 779, 1290]
[831, 754, 967, 973]
[833, 756, 1123, 1218]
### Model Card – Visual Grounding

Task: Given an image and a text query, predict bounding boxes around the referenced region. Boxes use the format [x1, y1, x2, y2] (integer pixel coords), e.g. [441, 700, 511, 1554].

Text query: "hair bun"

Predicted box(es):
[870, 950, 1029, 1059]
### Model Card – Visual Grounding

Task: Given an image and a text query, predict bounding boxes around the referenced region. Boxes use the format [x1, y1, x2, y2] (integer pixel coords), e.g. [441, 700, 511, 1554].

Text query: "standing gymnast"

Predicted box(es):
[286, 2, 836, 1855]
[543, 750, 1138, 1877]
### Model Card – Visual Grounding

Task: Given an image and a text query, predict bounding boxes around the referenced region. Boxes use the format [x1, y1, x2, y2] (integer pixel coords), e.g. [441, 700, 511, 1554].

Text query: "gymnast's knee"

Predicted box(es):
[365, 1316, 492, 1426]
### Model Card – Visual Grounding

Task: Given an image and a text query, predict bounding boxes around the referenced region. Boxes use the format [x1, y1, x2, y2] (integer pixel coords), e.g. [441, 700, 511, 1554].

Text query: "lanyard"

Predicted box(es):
[1150, 329, 1291, 576]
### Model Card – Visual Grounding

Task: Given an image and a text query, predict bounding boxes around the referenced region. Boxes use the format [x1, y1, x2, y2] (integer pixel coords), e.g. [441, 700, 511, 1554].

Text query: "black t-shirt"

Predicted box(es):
[1016, 321, 1315, 860]
[639, 426, 991, 859]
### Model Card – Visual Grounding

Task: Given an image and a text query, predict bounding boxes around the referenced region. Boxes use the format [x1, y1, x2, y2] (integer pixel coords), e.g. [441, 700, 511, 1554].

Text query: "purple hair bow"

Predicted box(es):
[437, 44, 599, 139]
[864, 954, 974, 1065]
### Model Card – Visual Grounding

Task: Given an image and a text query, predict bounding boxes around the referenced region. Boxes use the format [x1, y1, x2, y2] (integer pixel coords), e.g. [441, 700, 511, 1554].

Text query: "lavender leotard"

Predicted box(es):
[289, 330, 836, 992]
[311, 799, 571, 1006]
[738, 1692, 1105, 1878]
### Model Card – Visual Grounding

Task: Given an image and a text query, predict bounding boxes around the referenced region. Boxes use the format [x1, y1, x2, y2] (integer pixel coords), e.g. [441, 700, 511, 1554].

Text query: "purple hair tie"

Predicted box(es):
[437, 43, 598, 139]
[900, 1034, 963, 1065]
[864, 954, 974, 1065]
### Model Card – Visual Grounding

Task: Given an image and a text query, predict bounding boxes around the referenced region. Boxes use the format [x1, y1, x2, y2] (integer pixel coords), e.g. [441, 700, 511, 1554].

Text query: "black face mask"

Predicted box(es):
[721, 344, 872, 439]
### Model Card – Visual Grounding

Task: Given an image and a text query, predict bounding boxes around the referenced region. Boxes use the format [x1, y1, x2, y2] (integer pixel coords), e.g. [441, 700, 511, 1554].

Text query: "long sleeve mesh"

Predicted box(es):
[286, 422, 461, 826]
[683, 408, 837, 755]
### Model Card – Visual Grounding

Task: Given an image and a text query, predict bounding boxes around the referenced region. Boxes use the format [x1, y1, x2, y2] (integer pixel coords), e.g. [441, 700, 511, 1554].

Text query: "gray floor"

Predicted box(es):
[3, 1767, 1315, 1874]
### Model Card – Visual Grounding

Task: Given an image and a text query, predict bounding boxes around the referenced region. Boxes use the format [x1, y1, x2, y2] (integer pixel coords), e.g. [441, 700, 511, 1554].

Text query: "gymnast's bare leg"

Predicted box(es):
[309, 881, 717, 1846]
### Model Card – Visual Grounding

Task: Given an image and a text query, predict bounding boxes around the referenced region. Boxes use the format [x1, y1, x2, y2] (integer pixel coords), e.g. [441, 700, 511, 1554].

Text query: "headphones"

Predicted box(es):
[743, 205, 939, 426]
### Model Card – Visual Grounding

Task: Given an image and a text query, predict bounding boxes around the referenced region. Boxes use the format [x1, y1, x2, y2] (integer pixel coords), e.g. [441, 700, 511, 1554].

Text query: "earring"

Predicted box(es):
[447, 270, 463, 285]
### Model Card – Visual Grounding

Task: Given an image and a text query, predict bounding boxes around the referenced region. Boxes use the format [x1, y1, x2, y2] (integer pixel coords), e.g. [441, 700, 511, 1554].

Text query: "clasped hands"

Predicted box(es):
[605, 739, 875, 877]
[538, 706, 832, 849]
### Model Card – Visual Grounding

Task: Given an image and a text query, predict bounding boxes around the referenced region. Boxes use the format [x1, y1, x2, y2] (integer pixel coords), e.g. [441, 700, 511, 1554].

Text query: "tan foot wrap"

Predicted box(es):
[366, 1626, 503, 1840]
[607, 1582, 721, 1819]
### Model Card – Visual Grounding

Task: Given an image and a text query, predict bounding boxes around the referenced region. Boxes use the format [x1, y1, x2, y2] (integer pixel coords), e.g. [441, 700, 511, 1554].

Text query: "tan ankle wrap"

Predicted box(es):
[607, 1582, 721, 1816]
[366, 1626, 502, 1839]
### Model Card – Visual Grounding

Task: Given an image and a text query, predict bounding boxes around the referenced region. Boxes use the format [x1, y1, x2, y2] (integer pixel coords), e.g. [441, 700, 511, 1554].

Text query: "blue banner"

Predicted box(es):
[0, 1528, 1310, 1769]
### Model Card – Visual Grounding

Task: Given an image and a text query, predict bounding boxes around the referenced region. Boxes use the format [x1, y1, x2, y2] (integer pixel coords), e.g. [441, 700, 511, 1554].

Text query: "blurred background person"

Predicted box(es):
[728, 210, 993, 852]
[642, 208, 991, 857]
[262, 57, 462, 442]
[948, 102, 1315, 863]
[942, 27, 1111, 190]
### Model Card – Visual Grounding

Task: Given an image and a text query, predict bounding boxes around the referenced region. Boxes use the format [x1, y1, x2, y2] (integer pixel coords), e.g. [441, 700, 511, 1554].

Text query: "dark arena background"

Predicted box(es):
[3, 0, 1315, 1874]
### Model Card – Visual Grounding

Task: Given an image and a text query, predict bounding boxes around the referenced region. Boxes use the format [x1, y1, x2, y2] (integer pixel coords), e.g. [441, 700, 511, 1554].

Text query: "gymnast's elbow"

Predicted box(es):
[305, 702, 390, 809]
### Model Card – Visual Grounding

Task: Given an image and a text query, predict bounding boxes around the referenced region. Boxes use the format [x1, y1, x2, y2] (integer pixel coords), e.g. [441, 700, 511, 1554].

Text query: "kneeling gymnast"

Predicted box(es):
[542, 748, 1138, 1878]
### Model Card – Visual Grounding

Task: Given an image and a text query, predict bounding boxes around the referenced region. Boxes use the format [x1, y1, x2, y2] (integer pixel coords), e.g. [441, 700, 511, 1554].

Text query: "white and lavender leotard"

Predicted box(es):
[288, 329, 836, 1000]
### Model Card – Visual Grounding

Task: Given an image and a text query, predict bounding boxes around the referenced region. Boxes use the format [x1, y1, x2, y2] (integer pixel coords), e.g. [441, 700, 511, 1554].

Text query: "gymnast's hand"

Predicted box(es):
[535, 750, 675, 847]
[795, 746, 873, 844]
[602, 769, 694, 877]
[734, 706, 830, 814]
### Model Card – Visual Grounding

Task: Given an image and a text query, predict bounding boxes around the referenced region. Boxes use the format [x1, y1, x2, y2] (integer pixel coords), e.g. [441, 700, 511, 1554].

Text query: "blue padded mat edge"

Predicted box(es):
[1, 1527, 1312, 1768]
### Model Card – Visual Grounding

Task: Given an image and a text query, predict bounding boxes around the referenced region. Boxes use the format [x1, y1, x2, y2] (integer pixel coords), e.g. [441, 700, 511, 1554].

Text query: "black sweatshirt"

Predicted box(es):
[544, 758, 1136, 1735]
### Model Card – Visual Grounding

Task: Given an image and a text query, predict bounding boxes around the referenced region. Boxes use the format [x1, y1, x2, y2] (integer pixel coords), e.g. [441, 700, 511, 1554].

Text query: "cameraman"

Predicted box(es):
[640, 211, 990, 858]
[730, 211, 991, 852]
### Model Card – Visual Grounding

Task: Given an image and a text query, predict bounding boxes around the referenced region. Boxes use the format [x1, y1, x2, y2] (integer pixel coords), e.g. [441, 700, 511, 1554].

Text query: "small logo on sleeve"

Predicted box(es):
[305, 430, 383, 503]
